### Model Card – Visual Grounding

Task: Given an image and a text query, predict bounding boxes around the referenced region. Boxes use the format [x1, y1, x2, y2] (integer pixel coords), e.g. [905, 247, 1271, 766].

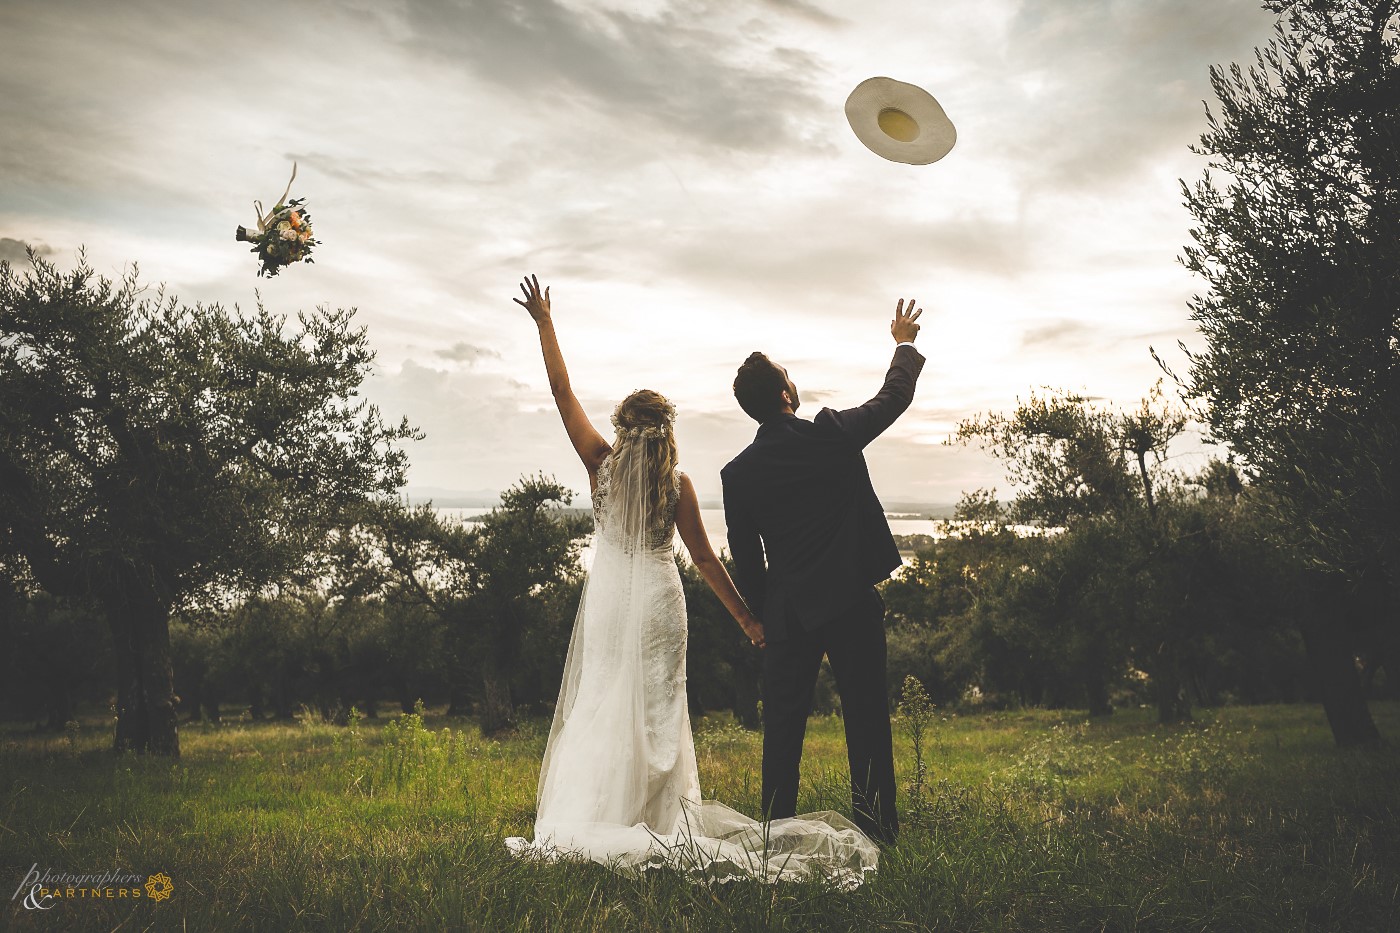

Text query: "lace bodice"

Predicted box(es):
[593, 456, 681, 550]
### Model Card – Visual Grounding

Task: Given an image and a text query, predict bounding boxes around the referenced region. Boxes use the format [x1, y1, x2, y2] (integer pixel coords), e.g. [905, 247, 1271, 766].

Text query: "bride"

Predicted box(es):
[503, 275, 880, 887]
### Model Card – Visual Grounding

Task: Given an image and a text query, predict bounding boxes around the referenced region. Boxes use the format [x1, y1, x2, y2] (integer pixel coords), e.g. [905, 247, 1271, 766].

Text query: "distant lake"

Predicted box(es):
[435, 507, 1007, 570]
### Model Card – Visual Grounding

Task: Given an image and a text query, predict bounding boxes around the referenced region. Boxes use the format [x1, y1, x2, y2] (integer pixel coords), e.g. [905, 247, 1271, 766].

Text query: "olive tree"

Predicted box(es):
[1164, 0, 1399, 744]
[0, 250, 419, 756]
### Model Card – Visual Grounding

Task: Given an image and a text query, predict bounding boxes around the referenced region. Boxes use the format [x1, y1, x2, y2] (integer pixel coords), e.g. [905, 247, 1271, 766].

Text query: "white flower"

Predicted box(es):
[276, 220, 291, 233]
[280, 227, 298, 240]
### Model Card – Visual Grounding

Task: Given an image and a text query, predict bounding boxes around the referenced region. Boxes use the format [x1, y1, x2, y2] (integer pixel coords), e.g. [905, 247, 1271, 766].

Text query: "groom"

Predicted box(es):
[722, 298, 925, 846]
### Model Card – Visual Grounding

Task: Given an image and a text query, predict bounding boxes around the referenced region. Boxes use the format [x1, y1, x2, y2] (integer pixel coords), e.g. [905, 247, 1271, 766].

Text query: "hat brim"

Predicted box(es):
[845, 76, 956, 165]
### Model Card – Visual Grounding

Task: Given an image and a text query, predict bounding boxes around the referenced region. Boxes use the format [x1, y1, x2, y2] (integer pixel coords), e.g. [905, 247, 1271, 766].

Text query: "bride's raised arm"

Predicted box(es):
[675, 472, 767, 649]
[514, 274, 611, 478]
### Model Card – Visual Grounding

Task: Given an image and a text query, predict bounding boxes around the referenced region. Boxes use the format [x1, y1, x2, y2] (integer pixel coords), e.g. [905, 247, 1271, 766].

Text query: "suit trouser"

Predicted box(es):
[760, 586, 898, 843]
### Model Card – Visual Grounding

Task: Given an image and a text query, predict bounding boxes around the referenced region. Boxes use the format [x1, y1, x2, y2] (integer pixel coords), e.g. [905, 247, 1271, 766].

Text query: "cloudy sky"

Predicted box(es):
[0, 0, 1276, 504]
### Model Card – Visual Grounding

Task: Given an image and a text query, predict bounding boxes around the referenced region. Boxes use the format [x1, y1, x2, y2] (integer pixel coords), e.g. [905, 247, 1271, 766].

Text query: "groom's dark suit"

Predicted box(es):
[721, 343, 925, 844]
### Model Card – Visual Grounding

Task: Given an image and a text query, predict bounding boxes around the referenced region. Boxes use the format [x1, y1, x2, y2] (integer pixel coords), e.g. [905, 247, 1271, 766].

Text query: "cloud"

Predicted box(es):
[760, 0, 845, 28]
[383, 0, 829, 154]
[0, 0, 1238, 504]
[0, 238, 52, 263]
[641, 195, 1033, 328]
[1000, 0, 1277, 190]
[435, 341, 502, 364]
[1018, 318, 1097, 352]
[361, 356, 575, 492]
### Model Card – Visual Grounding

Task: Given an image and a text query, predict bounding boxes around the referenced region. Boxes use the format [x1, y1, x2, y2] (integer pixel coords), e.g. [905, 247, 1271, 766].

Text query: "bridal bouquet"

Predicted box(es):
[234, 163, 319, 277]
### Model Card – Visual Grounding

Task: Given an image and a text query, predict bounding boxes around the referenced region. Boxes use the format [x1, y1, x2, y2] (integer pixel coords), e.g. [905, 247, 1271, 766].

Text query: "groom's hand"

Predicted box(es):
[891, 297, 922, 344]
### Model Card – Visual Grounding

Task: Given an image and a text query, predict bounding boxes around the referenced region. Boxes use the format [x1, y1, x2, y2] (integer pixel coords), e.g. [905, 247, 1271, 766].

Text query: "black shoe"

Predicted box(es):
[858, 823, 897, 849]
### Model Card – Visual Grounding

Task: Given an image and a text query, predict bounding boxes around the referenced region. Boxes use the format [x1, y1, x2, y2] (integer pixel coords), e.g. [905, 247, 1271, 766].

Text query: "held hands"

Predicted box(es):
[742, 616, 767, 649]
[891, 297, 922, 344]
[513, 274, 552, 325]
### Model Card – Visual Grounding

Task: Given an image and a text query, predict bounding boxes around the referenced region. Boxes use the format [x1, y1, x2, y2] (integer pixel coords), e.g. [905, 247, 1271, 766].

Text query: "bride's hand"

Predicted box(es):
[513, 274, 552, 325]
[743, 617, 767, 649]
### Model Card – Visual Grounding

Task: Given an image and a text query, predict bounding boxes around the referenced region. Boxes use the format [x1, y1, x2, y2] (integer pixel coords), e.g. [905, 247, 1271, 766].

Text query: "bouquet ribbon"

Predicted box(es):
[250, 162, 298, 235]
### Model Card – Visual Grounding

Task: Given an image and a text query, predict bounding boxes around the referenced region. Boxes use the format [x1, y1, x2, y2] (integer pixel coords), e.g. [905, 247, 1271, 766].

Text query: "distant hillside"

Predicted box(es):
[403, 486, 503, 508]
[881, 502, 961, 520]
[411, 486, 963, 519]
[458, 507, 595, 523]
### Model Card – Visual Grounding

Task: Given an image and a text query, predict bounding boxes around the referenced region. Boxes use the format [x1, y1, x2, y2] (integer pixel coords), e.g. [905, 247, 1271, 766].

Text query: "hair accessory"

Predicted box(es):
[610, 391, 677, 436]
[615, 423, 670, 439]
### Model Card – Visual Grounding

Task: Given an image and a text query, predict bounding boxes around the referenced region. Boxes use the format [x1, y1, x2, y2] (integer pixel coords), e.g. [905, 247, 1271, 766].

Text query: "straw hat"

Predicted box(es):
[844, 77, 956, 165]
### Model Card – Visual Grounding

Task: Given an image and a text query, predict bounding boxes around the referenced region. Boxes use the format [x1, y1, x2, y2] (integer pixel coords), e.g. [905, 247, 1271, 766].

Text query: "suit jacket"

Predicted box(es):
[721, 344, 926, 641]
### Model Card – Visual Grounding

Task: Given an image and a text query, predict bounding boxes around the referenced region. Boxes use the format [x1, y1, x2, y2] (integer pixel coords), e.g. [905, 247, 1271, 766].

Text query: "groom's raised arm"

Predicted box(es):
[817, 343, 925, 449]
[721, 470, 766, 613]
[816, 297, 927, 449]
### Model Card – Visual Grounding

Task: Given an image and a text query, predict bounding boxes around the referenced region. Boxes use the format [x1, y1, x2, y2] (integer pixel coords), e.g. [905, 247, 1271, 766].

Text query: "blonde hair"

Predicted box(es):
[610, 389, 679, 521]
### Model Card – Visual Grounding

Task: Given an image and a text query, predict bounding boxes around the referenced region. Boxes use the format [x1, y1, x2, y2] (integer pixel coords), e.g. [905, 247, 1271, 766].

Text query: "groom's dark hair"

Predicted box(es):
[733, 352, 789, 423]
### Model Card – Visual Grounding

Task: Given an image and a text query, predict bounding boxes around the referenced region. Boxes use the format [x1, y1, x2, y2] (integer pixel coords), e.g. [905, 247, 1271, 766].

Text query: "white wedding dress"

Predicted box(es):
[505, 437, 879, 888]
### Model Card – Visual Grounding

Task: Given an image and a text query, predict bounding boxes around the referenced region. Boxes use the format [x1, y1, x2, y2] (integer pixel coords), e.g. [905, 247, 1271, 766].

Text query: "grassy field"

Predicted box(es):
[2, 701, 1397, 931]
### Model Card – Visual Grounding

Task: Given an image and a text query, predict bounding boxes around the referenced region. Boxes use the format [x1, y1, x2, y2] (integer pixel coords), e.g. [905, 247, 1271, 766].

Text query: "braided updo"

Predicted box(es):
[609, 389, 679, 521]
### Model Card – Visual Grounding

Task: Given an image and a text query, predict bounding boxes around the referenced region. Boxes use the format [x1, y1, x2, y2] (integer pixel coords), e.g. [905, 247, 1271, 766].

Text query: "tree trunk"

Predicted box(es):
[1301, 616, 1380, 746]
[182, 679, 205, 722]
[1359, 643, 1397, 700]
[41, 685, 75, 732]
[1154, 654, 1193, 725]
[273, 681, 294, 719]
[479, 667, 514, 735]
[1136, 450, 1156, 517]
[1077, 640, 1114, 716]
[1194, 670, 1222, 708]
[1300, 570, 1380, 747]
[271, 662, 296, 719]
[1084, 670, 1113, 717]
[445, 624, 472, 716]
[106, 574, 180, 757]
[1356, 558, 1399, 699]
[1155, 683, 1191, 724]
[445, 677, 472, 716]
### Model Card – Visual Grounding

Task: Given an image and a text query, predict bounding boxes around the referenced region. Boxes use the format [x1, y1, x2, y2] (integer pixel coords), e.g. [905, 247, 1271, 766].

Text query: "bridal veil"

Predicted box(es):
[505, 431, 879, 888]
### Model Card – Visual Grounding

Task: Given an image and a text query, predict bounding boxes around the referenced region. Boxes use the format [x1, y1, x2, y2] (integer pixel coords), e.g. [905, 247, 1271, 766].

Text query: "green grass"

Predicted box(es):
[2, 702, 1397, 931]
